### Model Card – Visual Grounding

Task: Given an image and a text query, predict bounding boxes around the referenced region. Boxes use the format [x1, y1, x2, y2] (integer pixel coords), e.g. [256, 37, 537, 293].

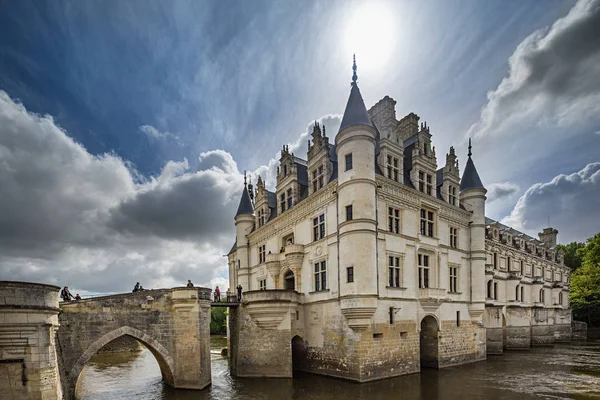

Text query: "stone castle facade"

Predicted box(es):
[227, 60, 571, 382]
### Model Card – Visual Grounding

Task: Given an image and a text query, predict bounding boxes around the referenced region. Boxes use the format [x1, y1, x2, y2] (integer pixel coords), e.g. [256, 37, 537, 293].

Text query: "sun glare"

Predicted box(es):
[345, 2, 395, 72]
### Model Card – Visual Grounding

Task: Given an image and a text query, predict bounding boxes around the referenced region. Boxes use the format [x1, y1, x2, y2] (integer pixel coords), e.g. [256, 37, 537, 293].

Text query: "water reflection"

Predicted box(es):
[77, 338, 600, 400]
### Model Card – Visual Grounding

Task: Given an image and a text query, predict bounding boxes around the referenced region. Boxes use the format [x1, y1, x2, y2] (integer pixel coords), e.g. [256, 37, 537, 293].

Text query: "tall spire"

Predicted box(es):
[460, 138, 484, 191]
[338, 55, 373, 133]
[235, 171, 254, 216]
[352, 54, 358, 84]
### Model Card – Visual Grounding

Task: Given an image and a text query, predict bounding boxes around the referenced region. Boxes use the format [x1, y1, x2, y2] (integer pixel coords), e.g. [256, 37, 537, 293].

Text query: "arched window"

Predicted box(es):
[558, 292, 563, 305]
[487, 280, 493, 299]
[515, 285, 520, 301]
[521, 286, 524, 303]
[539, 288, 545, 303]
[493, 282, 498, 300]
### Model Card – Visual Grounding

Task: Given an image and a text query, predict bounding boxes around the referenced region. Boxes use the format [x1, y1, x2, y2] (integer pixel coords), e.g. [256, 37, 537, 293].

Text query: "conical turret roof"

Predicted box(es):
[338, 56, 373, 133]
[235, 181, 254, 216]
[460, 139, 485, 191]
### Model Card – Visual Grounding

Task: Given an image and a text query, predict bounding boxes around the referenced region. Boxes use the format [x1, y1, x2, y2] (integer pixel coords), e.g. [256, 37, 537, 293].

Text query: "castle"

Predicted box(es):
[226, 59, 572, 382]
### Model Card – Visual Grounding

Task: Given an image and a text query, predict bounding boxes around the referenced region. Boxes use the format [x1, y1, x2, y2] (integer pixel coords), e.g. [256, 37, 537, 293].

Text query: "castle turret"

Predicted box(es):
[234, 172, 255, 292]
[459, 139, 487, 322]
[335, 56, 378, 330]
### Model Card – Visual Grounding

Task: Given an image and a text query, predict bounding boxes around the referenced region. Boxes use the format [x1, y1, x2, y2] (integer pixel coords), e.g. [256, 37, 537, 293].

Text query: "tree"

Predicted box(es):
[570, 233, 600, 326]
[210, 307, 227, 335]
[557, 241, 585, 271]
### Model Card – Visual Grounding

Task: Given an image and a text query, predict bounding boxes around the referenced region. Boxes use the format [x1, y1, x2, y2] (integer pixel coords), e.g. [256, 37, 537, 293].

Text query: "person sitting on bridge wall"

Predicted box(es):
[236, 284, 242, 302]
[132, 282, 140, 292]
[187, 279, 194, 288]
[214, 286, 221, 302]
[60, 286, 74, 301]
[74, 294, 82, 300]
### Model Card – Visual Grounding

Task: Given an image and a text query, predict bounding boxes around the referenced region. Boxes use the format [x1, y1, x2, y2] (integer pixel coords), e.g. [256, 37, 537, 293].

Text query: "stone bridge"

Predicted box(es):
[57, 287, 213, 399]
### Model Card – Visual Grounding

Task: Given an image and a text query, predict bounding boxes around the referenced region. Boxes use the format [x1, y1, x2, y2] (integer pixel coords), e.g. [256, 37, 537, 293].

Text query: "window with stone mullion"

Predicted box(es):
[314, 261, 327, 291]
[388, 256, 401, 287]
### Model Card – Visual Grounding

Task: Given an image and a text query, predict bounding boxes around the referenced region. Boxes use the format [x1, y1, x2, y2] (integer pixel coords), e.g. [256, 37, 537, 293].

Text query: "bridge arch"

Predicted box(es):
[70, 326, 175, 389]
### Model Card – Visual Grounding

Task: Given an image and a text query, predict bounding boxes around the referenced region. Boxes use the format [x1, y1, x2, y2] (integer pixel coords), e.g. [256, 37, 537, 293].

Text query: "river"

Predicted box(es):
[77, 336, 600, 399]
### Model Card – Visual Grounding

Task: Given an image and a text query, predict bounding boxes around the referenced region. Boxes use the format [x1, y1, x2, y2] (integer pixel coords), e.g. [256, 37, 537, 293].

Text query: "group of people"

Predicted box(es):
[132, 282, 146, 292]
[213, 284, 242, 302]
[60, 286, 81, 301]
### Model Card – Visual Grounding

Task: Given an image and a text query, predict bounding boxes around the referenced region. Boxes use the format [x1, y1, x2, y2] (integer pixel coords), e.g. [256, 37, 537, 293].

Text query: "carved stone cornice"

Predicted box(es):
[484, 240, 569, 276]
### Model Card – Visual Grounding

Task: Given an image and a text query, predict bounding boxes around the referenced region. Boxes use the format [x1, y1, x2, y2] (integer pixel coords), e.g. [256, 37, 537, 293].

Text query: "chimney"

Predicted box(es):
[538, 227, 558, 248]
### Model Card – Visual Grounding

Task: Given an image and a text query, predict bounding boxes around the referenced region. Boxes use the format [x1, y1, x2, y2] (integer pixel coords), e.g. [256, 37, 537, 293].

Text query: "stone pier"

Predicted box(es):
[0, 281, 62, 400]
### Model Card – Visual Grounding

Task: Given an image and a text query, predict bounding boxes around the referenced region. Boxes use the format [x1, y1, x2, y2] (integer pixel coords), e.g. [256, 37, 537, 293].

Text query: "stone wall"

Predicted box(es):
[0, 281, 62, 400]
[438, 321, 486, 367]
[483, 306, 503, 354]
[531, 308, 555, 346]
[572, 321, 587, 340]
[505, 306, 532, 349]
[96, 335, 142, 354]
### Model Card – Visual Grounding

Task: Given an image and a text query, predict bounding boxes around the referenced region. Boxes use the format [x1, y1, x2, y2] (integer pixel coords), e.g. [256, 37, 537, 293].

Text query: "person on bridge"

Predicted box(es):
[236, 284, 242, 302]
[214, 286, 221, 302]
[226, 288, 231, 302]
[187, 279, 194, 288]
[60, 286, 74, 301]
[74, 294, 82, 300]
[133, 282, 140, 292]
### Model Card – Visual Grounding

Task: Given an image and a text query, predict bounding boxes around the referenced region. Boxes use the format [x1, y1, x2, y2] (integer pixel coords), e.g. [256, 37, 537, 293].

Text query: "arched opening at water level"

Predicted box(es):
[73, 327, 175, 399]
[291, 335, 307, 375]
[420, 315, 440, 369]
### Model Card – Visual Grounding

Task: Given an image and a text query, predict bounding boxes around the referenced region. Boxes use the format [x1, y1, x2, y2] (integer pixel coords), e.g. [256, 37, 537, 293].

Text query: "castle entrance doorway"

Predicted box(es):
[284, 270, 295, 290]
[420, 315, 440, 369]
[291, 335, 307, 375]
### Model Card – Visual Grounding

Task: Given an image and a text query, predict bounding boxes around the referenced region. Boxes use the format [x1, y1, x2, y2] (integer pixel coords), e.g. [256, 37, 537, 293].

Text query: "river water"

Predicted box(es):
[77, 337, 600, 400]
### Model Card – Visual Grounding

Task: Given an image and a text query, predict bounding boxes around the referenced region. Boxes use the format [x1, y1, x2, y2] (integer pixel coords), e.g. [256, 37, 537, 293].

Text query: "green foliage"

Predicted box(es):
[570, 233, 600, 326]
[557, 241, 585, 271]
[210, 307, 227, 334]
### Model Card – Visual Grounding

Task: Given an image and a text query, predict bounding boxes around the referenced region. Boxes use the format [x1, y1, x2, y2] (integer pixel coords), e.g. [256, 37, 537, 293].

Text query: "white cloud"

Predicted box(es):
[487, 182, 520, 203]
[468, 0, 600, 140]
[0, 90, 241, 293]
[139, 124, 182, 146]
[501, 162, 600, 243]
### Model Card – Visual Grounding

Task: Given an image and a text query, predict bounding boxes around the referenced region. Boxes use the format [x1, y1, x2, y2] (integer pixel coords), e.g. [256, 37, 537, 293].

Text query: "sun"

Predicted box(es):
[344, 2, 395, 72]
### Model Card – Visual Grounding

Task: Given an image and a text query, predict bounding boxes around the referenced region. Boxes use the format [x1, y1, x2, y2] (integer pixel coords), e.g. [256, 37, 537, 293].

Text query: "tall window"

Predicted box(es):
[494, 282, 498, 300]
[259, 279, 267, 290]
[419, 171, 424, 192]
[287, 188, 293, 210]
[558, 292, 563, 305]
[314, 261, 327, 291]
[493, 253, 498, 268]
[515, 285, 520, 301]
[449, 186, 457, 206]
[539, 288, 545, 303]
[312, 165, 325, 192]
[346, 205, 353, 221]
[347, 266, 354, 283]
[388, 256, 402, 288]
[449, 266, 458, 292]
[283, 164, 288, 176]
[521, 286, 524, 303]
[426, 174, 432, 195]
[313, 214, 325, 241]
[388, 207, 400, 233]
[418, 254, 430, 289]
[449, 227, 458, 248]
[258, 209, 265, 227]
[280, 193, 286, 212]
[387, 155, 399, 181]
[345, 153, 353, 171]
[520, 260, 524, 275]
[258, 245, 266, 264]
[487, 280, 493, 299]
[420, 209, 434, 237]
[508, 256, 512, 271]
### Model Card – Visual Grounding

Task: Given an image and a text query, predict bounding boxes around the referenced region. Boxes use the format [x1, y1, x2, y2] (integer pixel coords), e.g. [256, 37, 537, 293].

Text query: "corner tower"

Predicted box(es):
[459, 139, 487, 322]
[234, 172, 255, 292]
[335, 56, 378, 330]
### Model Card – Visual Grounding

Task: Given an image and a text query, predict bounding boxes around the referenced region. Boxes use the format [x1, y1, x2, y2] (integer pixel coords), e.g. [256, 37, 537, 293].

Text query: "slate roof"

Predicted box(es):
[227, 240, 237, 255]
[235, 184, 254, 216]
[485, 217, 543, 244]
[460, 156, 484, 191]
[338, 82, 374, 132]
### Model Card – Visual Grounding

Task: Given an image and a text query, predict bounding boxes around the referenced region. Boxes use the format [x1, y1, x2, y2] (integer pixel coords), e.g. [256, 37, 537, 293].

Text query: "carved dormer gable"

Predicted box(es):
[439, 146, 460, 206]
[254, 176, 271, 228]
[307, 122, 333, 195]
[276, 145, 300, 215]
[397, 112, 420, 142]
[368, 98, 404, 183]
[409, 121, 438, 196]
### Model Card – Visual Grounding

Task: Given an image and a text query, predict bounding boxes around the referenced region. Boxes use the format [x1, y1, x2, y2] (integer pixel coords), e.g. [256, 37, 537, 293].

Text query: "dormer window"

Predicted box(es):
[387, 155, 399, 182]
[449, 186, 457, 206]
[283, 164, 288, 176]
[287, 188, 293, 210]
[418, 171, 433, 195]
[312, 165, 325, 193]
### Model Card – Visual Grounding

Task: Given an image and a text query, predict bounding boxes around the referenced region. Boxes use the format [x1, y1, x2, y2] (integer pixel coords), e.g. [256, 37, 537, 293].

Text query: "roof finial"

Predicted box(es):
[352, 54, 358, 84]
[244, 170, 247, 186]
[468, 138, 472, 157]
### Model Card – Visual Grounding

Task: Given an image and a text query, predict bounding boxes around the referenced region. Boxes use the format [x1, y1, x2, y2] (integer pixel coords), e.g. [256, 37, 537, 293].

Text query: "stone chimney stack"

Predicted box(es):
[538, 227, 558, 248]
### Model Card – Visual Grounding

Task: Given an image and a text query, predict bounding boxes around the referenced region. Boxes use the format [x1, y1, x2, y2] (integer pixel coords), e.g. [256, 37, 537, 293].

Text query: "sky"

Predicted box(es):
[0, 0, 599, 294]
